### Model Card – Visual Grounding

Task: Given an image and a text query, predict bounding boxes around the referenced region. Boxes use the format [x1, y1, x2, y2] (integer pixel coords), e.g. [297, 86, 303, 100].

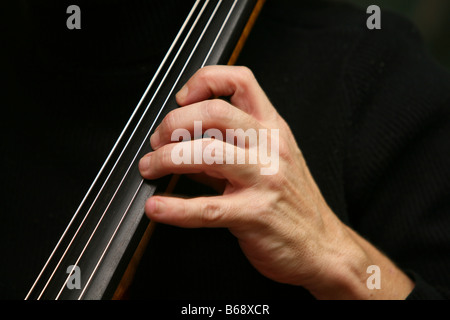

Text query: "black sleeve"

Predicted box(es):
[406, 272, 449, 300]
[341, 5, 450, 300]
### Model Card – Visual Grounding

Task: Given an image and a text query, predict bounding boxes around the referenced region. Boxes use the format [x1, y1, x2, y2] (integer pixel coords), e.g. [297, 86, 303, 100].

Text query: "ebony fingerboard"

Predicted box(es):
[25, 0, 259, 300]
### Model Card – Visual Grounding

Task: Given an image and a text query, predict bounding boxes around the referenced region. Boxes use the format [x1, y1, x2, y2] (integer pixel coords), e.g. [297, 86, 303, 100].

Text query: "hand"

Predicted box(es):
[138, 65, 414, 299]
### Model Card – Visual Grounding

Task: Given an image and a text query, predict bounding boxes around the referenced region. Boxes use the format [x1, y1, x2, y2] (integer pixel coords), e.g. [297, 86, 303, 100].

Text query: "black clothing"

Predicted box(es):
[2, 0, 450, 300]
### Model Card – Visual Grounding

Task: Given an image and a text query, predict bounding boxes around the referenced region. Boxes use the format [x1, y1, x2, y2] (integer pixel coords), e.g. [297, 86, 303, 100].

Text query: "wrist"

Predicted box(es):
[305, 224, 414, 300]
[306, 225, 373, 299]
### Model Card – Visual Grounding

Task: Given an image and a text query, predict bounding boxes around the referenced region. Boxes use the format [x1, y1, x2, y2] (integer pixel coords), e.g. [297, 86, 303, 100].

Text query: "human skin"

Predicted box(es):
[138, 65, 414, 300]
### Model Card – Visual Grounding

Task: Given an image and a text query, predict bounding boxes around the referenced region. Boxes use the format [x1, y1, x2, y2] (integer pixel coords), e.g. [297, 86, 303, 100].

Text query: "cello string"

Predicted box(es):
[202, 0, 237, 66]
[29, 0, 203, 300]
[53, 0, 209, 300]
[77, 0, 237, 300]
[77, 179, 144, 300]
[54, 0, 216, 299]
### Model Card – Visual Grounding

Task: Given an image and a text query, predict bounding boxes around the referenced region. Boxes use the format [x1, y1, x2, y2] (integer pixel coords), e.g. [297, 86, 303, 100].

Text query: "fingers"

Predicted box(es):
[142, 65, 283, 182]
[144, 194, 246, 228]
[139, 138, 260, 185]
[151, 99, 263, 150]
[175, 65, 276, 121]
[138, 65, 281, 230]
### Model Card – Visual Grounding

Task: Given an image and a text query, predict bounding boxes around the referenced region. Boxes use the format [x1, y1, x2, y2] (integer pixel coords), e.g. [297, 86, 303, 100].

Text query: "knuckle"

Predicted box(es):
[161, 147, 172, 166]
[260, 168, 282, 190]
[196, 66, 213, 82]
[200, 200, 224, 225]
[236, 66, 256, 88]
[162, 110, 177, 133]
[202, 99, 233, 123]
[236, 66, 255, 81]
[160, 145, 174, 168]
[247, 192, 278, 226]
[277, 138, 292, 161]
[235, 66, 256, 95]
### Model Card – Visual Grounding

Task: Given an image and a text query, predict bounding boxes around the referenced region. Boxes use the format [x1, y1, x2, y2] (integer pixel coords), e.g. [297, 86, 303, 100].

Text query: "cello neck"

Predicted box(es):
[25, 0, 264, 300]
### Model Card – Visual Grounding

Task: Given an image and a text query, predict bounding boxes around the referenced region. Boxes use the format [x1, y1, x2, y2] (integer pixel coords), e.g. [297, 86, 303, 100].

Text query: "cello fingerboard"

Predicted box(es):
[25, 0, 260, 300]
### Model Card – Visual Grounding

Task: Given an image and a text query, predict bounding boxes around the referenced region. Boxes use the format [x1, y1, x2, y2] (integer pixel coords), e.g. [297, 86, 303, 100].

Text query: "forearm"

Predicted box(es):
[307, 223, 415, 300]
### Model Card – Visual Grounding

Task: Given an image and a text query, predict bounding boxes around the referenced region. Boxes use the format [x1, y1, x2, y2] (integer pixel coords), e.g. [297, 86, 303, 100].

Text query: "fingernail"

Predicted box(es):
[150, 131, 160, 149]
[176, 85, 188, 102]
[139, 153, 151, 172]
[147, 198, 165, 214]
